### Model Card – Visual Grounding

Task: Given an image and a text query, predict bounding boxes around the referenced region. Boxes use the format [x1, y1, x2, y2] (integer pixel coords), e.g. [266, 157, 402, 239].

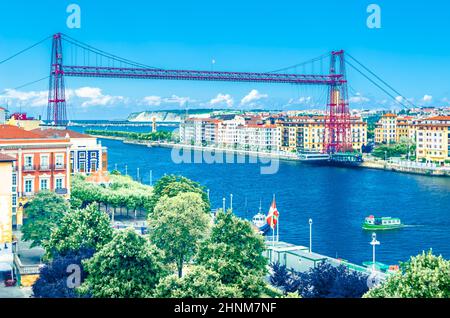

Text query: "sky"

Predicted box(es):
[0, 0, 449, 119]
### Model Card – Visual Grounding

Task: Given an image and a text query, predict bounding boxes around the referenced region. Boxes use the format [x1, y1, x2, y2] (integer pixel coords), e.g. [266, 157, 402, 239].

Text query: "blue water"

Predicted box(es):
[72, 125, 450, 266]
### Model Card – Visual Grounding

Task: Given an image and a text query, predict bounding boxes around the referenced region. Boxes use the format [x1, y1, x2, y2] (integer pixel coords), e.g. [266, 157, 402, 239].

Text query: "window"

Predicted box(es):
[40, 178, 49, 190]
[90, 152, 97, 158]
[55, 154, 64, 168]
[24, 155, 33, 169]
[55, 178, 63, 190]
[12, 194, 17, 207]
[24, 179, 33, 193]
[12, 173, 17, 186]
[40, 155, 49, 169]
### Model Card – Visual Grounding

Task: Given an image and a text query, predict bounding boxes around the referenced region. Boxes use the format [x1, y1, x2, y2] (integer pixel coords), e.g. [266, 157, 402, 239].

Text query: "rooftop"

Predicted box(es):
[0, 153, 17, 162]
[31, 128, 93, 139]
[0, 125, 43, 139]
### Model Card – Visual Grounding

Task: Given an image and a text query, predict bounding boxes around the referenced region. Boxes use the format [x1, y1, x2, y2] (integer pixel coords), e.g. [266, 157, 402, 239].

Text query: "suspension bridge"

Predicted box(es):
[0, 32, 414, 154]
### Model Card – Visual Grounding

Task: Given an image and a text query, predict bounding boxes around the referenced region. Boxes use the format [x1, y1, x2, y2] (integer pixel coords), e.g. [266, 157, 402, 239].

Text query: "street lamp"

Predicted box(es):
[370, 232, 380, 272]
[309, 218, 313, 254]
[222, 197, 226, 212]
[230, 194, 233, 212]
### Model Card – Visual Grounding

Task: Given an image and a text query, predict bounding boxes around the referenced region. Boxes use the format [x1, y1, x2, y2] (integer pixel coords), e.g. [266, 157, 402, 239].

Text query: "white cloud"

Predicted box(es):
[0, 86, 127, 109]
[240, 89, 268, 105]
[0, 89, 48, 107]
[349, 93, 370, 103]
[74, 87, 103, 99]
[143, 95, 162, 106]
[422, 94, 433, 103]
[163, 95, 191, 106]
[395, 96, 403, 102]
[210, 93, 234, 107]
[71, 87, 125, 107]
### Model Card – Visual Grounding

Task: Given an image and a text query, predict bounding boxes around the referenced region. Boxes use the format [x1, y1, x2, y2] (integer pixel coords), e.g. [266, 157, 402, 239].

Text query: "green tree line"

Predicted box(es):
[86, 129, 173, 142]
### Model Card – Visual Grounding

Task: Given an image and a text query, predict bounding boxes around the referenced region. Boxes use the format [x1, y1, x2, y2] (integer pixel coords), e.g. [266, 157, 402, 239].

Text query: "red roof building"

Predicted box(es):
[0, 125, 71, 227]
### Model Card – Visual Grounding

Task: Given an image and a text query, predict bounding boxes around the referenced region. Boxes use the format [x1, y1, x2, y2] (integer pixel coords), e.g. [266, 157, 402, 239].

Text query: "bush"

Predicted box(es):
[32, 248, 94, 298]
[270, 261, 369, 298]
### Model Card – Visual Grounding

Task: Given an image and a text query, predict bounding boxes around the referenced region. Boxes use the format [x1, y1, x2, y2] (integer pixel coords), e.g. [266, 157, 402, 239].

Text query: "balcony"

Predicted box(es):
[52, 164, 66, 170]
[39, 165, 51, 171]
[22, 165, 35, 172]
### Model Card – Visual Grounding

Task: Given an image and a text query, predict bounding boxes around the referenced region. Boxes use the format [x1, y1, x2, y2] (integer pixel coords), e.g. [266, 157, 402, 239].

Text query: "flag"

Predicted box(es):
[266, 196, 279, 229]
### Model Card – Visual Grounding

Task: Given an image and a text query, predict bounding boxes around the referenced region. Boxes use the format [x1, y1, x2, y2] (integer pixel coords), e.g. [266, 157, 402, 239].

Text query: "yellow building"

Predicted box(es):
[278, 116, 367, 152]
[0, 154, 15, 244]
[415, 116, 450, 163]
[374, 113, 397, 144]
[396, 116, 416, 143]
[6, 117, 42, 131]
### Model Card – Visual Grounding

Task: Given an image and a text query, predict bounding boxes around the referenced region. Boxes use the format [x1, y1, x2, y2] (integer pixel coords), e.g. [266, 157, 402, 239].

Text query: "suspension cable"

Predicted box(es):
[346, 60, 409, 109]
[0, 35, 52, 66]
[61, 33, 161, 70]
[268, 53, 330, 73]
[346, 53, 415, 108]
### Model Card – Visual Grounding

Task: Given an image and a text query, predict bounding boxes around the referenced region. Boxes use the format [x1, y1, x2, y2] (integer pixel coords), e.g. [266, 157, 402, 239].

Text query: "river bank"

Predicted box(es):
[92, 134, 450, 177]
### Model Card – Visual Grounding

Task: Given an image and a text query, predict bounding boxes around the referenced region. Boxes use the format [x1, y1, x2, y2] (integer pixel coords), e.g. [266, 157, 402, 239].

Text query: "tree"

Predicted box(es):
[79, 229, 168, 298]
[21, 191, 69, 248]
[45, 204, 113, 258]
[148, 192, 210, 277]
[145, 174, 210, 215]
[196, 210, 268, 297]
[32, 248, 94, 298]
[270, 263, 301, 294]
[364, 250, 450, 298]
[155, 266, 241, 298]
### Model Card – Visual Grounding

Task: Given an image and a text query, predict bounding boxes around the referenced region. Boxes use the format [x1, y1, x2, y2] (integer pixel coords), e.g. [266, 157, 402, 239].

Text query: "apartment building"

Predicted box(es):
[0, 125, 71, 227]
[395, 116, 416, 143]
[278, 116, 367, 152]
[237, 124, 281, 152]
[179, 118, 220, 146]
[217, 116, 246, 148]
[374, 113, 397, 144]
[0, 154, 15, 244]
[415, 116, 450, 163]
[32, 128, 108, 174]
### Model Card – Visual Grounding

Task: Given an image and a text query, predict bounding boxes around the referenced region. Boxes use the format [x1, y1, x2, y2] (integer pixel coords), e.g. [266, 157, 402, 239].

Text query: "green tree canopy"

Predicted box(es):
[148, 192, 210, 277]
[155, 265, 241, 298]
[196, 210, 268, 297]
[21, 191, 69, 248]
[364, 250, 450, 298]
[79, 229, 168, 298]
[45, 204, 113, 258]
[145, 174, 210, 215]
[71, 174, 152, 212]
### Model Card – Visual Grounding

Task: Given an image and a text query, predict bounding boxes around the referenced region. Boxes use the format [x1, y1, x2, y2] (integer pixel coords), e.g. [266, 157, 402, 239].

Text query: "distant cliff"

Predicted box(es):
[127, 109, 231, 122]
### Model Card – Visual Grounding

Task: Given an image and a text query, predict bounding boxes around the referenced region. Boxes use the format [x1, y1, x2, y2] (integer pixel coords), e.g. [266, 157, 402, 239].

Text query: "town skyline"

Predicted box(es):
[1, 1, 450, 120]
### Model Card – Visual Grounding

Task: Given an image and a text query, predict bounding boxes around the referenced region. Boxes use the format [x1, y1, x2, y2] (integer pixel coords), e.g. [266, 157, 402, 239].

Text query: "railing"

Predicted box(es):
[52, 163, 66, 170]
[22, 165, 35, 172]
[39, 165, 51, 171]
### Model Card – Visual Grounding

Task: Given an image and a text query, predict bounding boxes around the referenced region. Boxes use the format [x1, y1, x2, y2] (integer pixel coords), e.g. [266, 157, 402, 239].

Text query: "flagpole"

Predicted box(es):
[272, 194, 275, 248]
[277, 211, 279, 242]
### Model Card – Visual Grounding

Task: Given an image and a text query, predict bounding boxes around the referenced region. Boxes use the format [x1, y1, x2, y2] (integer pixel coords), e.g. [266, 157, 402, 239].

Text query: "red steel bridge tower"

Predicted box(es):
[46, 33, 352, 153]
[47, 33, 67, 126]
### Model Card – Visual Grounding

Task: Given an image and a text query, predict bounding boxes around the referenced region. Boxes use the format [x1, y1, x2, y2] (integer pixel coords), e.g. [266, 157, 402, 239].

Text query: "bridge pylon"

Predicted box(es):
[47, 33, 67, 126]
